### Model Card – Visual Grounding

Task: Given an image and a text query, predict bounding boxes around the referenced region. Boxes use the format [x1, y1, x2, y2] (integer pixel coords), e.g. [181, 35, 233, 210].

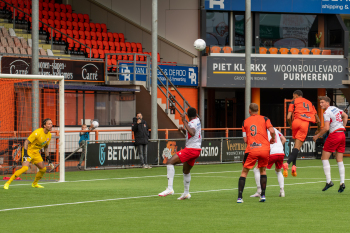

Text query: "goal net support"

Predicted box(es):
[0, 74, 65, 182]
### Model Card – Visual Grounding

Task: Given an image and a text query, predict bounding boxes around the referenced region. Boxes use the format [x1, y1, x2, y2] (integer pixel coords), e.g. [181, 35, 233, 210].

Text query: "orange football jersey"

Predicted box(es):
[242, 115, 273, 153]
[288, 97, 317, 123]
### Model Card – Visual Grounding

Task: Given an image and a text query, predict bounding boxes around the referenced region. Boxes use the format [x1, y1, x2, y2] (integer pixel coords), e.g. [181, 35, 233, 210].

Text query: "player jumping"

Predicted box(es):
[251, 127, 286, 198]
[313, 96, 348, 192]
[4, 118, 54, 189]
[158, 107, 201, 200]
[283, 90, 321, 177]
[238, 103, 275, 203]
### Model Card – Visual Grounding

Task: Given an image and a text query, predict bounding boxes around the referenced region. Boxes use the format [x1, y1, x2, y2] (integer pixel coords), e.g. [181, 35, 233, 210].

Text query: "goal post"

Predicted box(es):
[0, 74, 65, 182]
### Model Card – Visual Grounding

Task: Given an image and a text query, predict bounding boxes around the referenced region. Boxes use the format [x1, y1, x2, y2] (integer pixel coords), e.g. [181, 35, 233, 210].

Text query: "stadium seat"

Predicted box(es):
[78, 22, 84, 31]
[102, 32, 108, 41]
[72, 13, 78, 22]
[84, 22, 90, 31]
[60, 20, 67, 30]
[72, 22, 78, 31]
[84, 31, 91, 40]
[95, 23, 101, 33]
[77, 14, 84, 23]
[72, 30, 79, 40]
[136, 43, 142, 52]
[130, 42, 137, 52]
[79, 30, 85, 40]
[66, 21, 72, 30]
[42, 10, 48, 20]
[120, 42, 126, 52]
[104, 49, 110, 59]
[91, 40, 97, 49]
[66, 12, 72, 22]
[97, 40, 103, 50]
[118, 33, 125, 42]
[60, 4, 66, 13]
[322, 49, 331, 55]
[108, 41, 115, 51]
[96, 32, 102, 41]
[66, 5, 72, 14]
[279, 48, 289, 54]
[48, 3, 54, 11]
[13, 47, 20, 55]
[54, 12, 61, 21]
[101, 24, 107, 33]
[222, 46, 233, 53]
[290, 48, 300, 55]
[54, 3, 60, 12]
[90, 22, 96, 32]
[90, 31, 97, 41]
[66, 29, 73, 38]
[61, 29, 67, 42]
[113, 33, 119, 42]
[107, 32, 114, 42]
[79, 39, 86, 53]
[20, 47, 27, 54]
[125, 42, 131, 52]
[269, 47, 278, 54]
[83, 14, 89, 23]
[311, 48, 321, 55]
[42, 2, 49, 11]
[102, 41, 109, 50]
[210, 46, 221, 53]
[54, 20, 61, 29]
[48, 11, 54, 20]
[259, 47, 267, 54]
[98, 49, 104, 59]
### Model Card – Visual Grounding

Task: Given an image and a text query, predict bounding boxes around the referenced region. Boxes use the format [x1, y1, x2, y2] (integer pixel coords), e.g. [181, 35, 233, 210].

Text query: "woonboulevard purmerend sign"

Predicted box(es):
[205, 56, 348, 88]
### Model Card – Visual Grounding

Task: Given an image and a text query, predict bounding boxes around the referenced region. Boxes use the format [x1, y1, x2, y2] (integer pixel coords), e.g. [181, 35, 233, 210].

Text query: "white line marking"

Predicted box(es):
[2, 163, 349, 187]
[0, 179, 344, 212]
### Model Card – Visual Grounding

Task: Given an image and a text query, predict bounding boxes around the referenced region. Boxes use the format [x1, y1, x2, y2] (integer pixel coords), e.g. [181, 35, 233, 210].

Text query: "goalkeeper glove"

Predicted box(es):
[47, 157, 54, 169]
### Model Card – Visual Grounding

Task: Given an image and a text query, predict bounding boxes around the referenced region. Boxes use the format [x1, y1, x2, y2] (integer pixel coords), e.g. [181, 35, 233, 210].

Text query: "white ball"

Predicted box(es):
[91, 121, 99, 128]
[194, 39, 206, 51]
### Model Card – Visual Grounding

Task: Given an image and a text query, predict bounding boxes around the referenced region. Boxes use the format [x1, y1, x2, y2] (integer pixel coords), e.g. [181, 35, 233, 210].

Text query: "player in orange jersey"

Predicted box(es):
[283, 90, 321, 177]
[237, 103, 275, 203]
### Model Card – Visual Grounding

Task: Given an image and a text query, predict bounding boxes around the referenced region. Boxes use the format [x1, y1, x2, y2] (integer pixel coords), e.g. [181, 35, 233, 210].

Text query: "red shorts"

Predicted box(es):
[267, 154, 285, 169]
[243, 150, 269, 169]
[177, 148, 201, 166]
[323, 131, 346, 153]
[292, 118, 309, 142]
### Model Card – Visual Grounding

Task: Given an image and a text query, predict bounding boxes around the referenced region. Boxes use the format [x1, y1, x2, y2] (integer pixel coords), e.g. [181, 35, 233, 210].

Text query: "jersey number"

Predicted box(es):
[303, 103, 310, 112]
[250, 125, 257, 136]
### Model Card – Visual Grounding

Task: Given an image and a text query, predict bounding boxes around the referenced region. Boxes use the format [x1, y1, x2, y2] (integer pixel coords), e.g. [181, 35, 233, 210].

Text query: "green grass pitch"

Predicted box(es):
[1, 158, 350, 232]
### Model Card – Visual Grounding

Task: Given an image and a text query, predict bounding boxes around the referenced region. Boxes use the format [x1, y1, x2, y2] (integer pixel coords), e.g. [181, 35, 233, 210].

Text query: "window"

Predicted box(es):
[259, 14, 317, 48]
[206, 11, 229, 46]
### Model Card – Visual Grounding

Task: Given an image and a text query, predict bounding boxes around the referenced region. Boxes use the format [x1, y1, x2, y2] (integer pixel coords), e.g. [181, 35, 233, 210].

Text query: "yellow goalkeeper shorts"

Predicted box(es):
[22, 152, 43, 165]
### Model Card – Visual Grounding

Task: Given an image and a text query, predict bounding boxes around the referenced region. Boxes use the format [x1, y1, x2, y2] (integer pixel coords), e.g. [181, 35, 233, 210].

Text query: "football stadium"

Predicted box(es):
[1, 0, 350, 232]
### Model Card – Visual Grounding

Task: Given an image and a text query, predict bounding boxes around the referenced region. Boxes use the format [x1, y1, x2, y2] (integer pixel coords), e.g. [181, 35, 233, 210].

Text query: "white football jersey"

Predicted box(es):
[324, 106, 345, 134]
[268, 128, 284, 155]
[186, 117, 202, 149]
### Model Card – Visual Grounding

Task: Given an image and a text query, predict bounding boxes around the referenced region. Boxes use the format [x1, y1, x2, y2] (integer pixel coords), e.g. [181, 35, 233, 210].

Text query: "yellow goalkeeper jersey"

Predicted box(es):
[27, 128, 52, 156]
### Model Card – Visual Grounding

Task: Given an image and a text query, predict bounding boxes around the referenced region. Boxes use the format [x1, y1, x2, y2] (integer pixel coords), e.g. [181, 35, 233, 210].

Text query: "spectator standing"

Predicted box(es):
[132, 113, 151, 169]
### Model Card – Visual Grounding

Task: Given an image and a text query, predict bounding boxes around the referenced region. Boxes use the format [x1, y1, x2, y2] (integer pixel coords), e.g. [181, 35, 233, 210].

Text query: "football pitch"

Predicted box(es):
[1, 159, 350, 232]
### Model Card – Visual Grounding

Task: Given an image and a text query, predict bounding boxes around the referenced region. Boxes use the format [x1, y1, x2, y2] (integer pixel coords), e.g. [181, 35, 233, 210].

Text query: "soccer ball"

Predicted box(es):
[91, 120, 99, 128]
[194, 39, 206, 51]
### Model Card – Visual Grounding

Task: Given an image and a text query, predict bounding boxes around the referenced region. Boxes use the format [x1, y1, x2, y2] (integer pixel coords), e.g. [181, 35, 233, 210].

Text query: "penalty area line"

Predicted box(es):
[0, 179, 337, 212]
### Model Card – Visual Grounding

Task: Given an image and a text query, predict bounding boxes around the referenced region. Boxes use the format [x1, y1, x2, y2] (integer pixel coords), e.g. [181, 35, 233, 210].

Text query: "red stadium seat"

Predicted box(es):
[72, 13, 78, 22]
[104, 49, 110, 59]
[61, 29, 67, 42]
[42, 2, 49, 11]
[118, 33, 125, 42]
[66, 29, 73, 38]
[108, 41, 115, 50]
[114, 41, 120, 51]
[48, 11, 54, 20]
[42, 10, 49, 20]
[90, 31, 97, 41]
[67, 38, 74, 52]
[102, 32, 108, 41]
[102, 41, 109, 50]
[84, 31, 91, 40]
[60, 4, 66, 13]
[48, 19, 54, 28]
[54, 12, 61, 21]
[66, 21, 72, 30]
[136, 43, 142, 52]
[79, 39, 86, 52]
[60, 20, 66, 30]
[113, 32, 119, 42]
[72, 30, 79, 40]
[78, 22, 84, 31]
[107, 32, 114, 42]
[60, 13, 67, 22]
[98, 49, 104, 59]
[66, 5, 72, 14]
[79, 30, 85, 40]
[77, 13, 84, 23]
[120, 42, 126, 52]
[96, 32, 102, 41]
[83, 14, 89, 23]
[91, 40, 97, 49]
[66, 12, 72, 22]
[95, 23, 101, 33]
[84, 22, 90, 31]
[97, 41, 103, 50]
[54, 3, 60, 12]
[101, 23, 107, 33]
[90, 22, 96, 32]
[48, 3, 54, 11]
[125, 42, 131, 52]
[54, 20, 61, 29]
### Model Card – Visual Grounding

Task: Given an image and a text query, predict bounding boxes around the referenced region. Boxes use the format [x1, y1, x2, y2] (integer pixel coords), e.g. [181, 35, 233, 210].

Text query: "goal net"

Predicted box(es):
[0, 74, 65, 182]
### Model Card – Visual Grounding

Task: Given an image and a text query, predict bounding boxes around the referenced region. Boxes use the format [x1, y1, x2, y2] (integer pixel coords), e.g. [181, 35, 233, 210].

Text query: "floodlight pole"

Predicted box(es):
[245, 0, 252, 118]
[151, 0, 158, 139]
[32, 0, 39, 129]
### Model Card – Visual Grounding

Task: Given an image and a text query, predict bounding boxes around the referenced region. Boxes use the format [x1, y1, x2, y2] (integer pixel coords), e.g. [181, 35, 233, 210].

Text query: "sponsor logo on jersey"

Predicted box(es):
[250, 142, 262, 148]
[300, 114, 311, 119]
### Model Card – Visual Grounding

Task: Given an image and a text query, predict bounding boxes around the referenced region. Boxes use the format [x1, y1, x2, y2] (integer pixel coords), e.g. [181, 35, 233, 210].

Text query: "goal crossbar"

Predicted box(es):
[0, 74, 65, 182]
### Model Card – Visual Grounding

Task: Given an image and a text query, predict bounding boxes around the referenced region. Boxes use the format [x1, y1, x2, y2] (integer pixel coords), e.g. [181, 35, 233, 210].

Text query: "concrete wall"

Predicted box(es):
[70, 0, 199, 64]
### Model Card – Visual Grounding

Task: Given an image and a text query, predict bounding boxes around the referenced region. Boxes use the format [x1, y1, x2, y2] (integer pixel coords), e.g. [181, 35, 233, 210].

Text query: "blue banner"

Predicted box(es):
[205, 0, 350, 14]
[118, 63, 198, 87]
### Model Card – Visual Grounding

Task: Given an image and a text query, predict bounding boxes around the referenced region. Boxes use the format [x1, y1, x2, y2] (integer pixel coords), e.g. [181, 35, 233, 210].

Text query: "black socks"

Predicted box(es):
[287, 148, 299, 165]
[238, 177, 246, 198]
[260, 175, 267, 196]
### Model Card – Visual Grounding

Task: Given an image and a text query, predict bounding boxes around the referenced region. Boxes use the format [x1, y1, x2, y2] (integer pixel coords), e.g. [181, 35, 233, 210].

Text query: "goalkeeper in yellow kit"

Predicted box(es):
[4, 118, 54, 189]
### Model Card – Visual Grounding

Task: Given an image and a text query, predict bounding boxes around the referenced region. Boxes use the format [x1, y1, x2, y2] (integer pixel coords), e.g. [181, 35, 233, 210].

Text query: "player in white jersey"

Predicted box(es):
[251, 127, 287, 197]
[158, 107, 202, 200]
[313, 96, 348, 192]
